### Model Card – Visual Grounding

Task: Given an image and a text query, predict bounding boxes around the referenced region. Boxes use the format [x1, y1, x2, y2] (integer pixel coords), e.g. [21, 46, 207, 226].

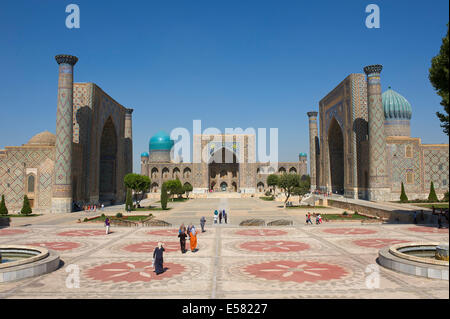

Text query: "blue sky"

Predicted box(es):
[0, 0, 448, 173]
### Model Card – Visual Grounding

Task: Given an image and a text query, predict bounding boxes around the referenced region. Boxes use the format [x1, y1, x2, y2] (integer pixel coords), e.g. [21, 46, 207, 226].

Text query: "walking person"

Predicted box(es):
[214, 210, 218, 224]
[178, 225, 187, 253]
[189, 225, 198, 252]
[223, 209, 227, 224]
[153, 242, 165, 275]
[200, 216, 206, 232]
[219, 210, 223, 224]
[318, 214, 322, 224]
[105, 217, 110, 235]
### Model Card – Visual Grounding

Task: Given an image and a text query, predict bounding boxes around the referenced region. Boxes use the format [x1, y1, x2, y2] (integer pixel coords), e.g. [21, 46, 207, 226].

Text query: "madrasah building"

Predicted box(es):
[308, 64, 449, 201]
[140, 132, 308, 197]
[0, 55, 132, 213]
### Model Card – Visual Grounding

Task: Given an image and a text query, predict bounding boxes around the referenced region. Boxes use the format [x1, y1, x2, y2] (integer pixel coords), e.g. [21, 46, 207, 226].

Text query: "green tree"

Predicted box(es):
[400, 182, 409, 203]
[21, 195, 32, 215]
[429, 24, 449, 135]
[267, 174, 279, 195]
[183, 183, 193, 198]
[0, 195, 8, 216]
[443, 190, 449, 202]
[428, 181, 439, 202]
[278, 173, 301, 207]
[125, 188, 133, 212]
[164, 179, 183, 201]
[124, 173, 151, 207]
[160, 182, 168, 210]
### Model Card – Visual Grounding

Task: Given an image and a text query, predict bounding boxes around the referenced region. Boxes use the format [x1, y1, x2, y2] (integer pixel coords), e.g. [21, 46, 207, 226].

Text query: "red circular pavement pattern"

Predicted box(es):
[0, 229, 28, 236]
[57, 229, 106, 237]
[406, 227, 448, 234]
[353, 238, 410, 249]
[123, 241, 180, 253]
[240, 241, 310, 253]
[26, 241, 81, 251]
[244, 260, 348, 284]
[235, 229, 288, 237]
[147, 229, 179, 236]
[322, 228, 377, 235]
[86, 261, 186, 283]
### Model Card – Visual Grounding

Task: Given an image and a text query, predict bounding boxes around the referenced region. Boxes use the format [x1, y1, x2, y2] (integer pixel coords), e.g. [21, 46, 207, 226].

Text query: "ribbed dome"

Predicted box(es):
[299, 152, 307, 157]
[382, 87, 412, 120]
[27, 131, 56, 146]
[149, 131, 174, 151]
[141, 152, 149, 157]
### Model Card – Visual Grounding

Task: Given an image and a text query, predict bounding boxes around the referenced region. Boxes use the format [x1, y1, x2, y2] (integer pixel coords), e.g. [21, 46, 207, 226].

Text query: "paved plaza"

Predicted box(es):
[0, 198, 448, 299]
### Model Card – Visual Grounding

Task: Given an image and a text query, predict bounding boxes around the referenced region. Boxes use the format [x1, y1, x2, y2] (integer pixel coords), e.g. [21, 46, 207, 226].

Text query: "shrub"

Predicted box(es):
[21, 195, 32, 215]
[101, 213, 105, 217]
[83, 217, 88, 222]
[125, 188, 133, 211]
[443, 190, 449, 202]
[342, 211, 348, 215]
[161, 182, 168, 210]
[428, 181, 439, 202]
[400, 182, 408, 203]
[0, 195, 8, 216]
[116, 212, 123, 218]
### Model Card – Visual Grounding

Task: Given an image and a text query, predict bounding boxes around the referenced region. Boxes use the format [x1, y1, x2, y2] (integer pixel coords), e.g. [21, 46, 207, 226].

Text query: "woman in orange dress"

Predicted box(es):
[189, 225, 198, 252]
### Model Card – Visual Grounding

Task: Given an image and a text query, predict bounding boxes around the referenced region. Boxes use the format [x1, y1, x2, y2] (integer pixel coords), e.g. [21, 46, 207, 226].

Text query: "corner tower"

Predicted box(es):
[307, 111, 319, 191]
[51, 54, 78, 213]
[363, 64, 389, 201]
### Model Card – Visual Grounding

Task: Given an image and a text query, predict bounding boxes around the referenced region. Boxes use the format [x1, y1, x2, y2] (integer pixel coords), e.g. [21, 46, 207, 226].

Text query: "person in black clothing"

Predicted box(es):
[153, 242, 165, 275]
[178, 225, 187, 253]
[219, 210, 223, 224]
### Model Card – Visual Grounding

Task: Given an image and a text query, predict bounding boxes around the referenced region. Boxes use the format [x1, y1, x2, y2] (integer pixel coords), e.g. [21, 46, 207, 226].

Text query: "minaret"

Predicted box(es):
[307, 111, 319, 191]
[51, 54, 78, 213]
[124, 108, 134, 174]
[363, 64, 389, 201]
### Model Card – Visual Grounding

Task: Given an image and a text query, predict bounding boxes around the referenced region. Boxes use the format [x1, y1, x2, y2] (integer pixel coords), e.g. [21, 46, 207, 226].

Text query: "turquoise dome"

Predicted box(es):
[149, 131, 174, 151]
[141, 152, 149, 157]
[299, 152, 307, 157]
[382, 87, 412, 120]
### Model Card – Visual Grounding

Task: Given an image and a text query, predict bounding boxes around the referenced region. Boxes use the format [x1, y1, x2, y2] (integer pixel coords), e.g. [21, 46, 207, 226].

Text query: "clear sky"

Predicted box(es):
[0, 0, 448, 173]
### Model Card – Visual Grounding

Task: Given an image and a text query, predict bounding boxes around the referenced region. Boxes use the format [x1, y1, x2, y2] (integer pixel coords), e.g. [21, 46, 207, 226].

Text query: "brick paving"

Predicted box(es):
[0, 197, 448, 299]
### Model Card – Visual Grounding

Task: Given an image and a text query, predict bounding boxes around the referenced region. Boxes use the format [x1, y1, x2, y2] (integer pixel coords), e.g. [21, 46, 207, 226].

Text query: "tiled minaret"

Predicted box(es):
[363, 64, 389, 201]
[125, 108, 134, 174]
[51, 54, 78, 213]
[307, 111, 319, 191]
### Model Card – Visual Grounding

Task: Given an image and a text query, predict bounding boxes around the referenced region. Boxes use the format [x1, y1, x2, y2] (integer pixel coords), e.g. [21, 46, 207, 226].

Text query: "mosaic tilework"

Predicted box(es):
[0, 148, 54, 210]
[423, 147, 449, 190]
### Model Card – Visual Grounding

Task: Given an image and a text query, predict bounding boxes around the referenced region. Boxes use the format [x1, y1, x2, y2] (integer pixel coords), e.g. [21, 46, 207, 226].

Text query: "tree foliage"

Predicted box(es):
[267, 174, 279, 194]
[278, 173, 301, 206]
[21, 195, 32, 215]
[125, 188, 133, 211]
[124, 173, 151, 206]
[428, 181, 439, 202]
[164, 179, 183, 200]
[400, 182, 409, 203]
[429, 24, 449, 135]
[183, 183, 193, 198]
[160, 182, 168, 210]
[0, 195, 8, 216]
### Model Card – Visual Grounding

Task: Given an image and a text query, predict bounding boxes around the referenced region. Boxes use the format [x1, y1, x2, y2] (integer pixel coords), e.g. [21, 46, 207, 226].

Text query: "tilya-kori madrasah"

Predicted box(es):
[0, 56, 448, 212]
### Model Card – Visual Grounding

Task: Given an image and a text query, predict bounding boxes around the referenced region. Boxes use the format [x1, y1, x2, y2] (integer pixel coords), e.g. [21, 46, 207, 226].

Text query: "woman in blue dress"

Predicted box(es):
[153, 242, 165, 275]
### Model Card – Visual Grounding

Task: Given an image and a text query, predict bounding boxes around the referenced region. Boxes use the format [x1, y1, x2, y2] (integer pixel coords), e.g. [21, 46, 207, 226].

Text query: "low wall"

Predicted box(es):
[327, 200, 439, 224]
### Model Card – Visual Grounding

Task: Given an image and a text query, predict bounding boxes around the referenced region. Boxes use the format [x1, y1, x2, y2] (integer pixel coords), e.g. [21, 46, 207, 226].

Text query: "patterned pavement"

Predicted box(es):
[0, 198, 448, 299]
